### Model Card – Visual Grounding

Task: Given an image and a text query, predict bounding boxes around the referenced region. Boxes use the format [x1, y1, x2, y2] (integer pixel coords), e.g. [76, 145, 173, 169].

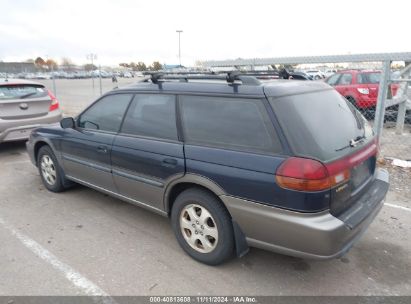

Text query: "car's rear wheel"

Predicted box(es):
[37, 146, 66, 192]
[171, 188, 234, 265]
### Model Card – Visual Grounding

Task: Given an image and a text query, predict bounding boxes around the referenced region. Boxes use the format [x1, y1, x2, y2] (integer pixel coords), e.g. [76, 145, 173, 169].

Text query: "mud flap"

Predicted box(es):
[232, 220, 249, 257]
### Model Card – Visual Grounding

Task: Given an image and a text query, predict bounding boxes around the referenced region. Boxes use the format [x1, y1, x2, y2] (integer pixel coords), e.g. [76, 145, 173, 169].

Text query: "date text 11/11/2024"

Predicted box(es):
[149, 296, 257, 303]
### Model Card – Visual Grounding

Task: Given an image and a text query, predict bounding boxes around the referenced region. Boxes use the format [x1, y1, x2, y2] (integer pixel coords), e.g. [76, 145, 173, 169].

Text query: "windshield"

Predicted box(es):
[0, 84, 47, 100]
[357, 72, 380, 84]
[269, 89, 374, 162]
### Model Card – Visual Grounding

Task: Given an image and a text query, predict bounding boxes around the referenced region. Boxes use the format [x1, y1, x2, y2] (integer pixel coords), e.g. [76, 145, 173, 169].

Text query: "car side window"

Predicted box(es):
[338, 73, 353, 85]
[120, 94, 178, 140]
[78, 94, 132, 132]
[180, 95, 282, 154]
[326, 74, 341, 86]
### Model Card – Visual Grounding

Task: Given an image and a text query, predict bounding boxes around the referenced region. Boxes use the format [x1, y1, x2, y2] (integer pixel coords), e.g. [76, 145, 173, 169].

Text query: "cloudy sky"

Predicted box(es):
[0, 0, 410, 66]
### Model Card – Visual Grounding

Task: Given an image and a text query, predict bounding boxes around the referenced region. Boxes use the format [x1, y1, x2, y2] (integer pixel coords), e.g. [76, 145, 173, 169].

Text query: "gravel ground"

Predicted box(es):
[379, 160, 411, 201]
[379, 123, 411, 201]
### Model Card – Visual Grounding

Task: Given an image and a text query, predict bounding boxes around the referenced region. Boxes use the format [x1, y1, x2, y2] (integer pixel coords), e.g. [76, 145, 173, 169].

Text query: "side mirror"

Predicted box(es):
[60, 117, 75, 129]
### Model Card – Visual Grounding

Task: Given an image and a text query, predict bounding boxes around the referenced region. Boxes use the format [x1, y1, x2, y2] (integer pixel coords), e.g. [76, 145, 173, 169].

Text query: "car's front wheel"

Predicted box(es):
[37, 145, 66, 193]
[171, 188, 235, 265]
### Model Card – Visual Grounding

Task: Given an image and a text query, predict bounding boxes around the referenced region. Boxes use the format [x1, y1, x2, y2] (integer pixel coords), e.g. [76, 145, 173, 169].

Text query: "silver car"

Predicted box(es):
[0, 79, 62, 143]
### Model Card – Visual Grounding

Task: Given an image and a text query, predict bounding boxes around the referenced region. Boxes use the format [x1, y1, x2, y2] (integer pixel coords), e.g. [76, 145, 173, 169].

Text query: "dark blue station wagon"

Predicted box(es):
[26, 73, 389, 265]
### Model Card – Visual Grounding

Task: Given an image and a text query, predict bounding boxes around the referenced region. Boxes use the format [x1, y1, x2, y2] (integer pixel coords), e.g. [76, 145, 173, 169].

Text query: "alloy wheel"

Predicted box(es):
[40, 155, 57, 186]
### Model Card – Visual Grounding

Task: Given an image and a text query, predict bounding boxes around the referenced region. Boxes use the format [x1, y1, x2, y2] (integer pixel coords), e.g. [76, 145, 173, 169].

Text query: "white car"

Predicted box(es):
[324, 69, 337, 77]
[123, 72, 132, 78]
[305, 70, 325, 80]
[35, 73, 52, 80]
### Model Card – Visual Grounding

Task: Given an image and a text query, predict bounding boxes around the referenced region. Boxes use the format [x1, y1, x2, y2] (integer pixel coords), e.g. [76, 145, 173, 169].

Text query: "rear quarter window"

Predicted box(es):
[0, 84, 47, 100]
[180, 95, 282, 154]
[338, 73, 353, 85]
[357, 73, 380, 84]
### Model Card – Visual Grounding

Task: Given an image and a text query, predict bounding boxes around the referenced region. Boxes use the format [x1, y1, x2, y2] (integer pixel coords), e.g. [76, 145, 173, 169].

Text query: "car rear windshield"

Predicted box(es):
[357, 72, 380, 84]
[269, 89, 374, 162]
[0, 84, 47, 100]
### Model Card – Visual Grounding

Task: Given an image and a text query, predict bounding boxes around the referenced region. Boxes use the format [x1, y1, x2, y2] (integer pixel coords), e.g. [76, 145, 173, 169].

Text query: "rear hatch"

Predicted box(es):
[0, 83, 51, 120]
[269, 88, 377, 216]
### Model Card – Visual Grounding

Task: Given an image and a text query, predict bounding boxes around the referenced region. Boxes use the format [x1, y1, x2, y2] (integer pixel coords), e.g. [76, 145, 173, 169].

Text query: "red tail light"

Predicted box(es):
[276, 157, 338, 191]
[48, 90, 59, 111]
[276, 139, 378, 192]
[390, 84, 399, 97]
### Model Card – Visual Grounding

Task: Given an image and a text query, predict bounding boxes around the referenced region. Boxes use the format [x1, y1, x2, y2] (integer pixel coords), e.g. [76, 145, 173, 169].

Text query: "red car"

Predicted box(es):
[325, 70, 398, 110]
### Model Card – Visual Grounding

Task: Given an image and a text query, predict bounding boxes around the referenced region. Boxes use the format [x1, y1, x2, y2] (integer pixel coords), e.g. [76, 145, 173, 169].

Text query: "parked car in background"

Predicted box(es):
[27, 72, 388, 265]
[324, 69, 337, 77]
[0, 79, 62, 143]
[280, 69, 312, 80]
[24, 73, 36, 79]
[123, 71, 133, 78]
[305, 70, 325, 80]
[325, 70, 399, 115]
[35, 73, 51, 80]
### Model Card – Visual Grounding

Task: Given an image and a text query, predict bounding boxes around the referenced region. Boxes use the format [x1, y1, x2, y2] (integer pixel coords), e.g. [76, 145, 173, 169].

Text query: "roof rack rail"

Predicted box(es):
[144, 71, 262, 86]
[150, 73, 164, 84]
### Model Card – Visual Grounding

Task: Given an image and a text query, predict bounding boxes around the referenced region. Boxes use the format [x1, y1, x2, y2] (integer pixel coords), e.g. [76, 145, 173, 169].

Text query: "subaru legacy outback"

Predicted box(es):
[26, 72, 389, 265]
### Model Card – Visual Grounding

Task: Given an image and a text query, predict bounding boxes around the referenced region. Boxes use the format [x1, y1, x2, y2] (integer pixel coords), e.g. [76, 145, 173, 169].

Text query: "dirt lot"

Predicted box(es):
[0, 78, 410, 297]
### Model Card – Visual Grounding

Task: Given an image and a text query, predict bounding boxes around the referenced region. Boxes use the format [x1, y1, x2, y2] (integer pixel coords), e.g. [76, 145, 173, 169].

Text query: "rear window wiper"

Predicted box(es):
[335, 135, 366, 152]
[19, 92, 38, 99]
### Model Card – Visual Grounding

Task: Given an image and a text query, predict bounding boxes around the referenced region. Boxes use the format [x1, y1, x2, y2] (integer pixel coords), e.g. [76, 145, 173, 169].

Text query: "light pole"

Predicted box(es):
[86, 53, 97, 92]
[176, 30, 183, 67]
[45, 54, 57, 97]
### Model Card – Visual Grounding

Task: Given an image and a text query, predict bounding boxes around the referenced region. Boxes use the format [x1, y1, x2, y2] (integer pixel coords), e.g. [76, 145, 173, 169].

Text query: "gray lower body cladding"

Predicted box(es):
[221, 168, 389, 260]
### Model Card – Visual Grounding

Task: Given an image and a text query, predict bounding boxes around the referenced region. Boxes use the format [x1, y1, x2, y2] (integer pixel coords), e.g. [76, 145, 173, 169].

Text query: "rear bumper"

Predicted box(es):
[0, 110, 62, 143]
[221, 168, 389, 260]
[356, 96, 377, 109]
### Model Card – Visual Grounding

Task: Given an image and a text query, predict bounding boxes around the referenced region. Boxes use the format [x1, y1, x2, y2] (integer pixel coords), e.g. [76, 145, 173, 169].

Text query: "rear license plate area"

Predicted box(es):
[351, 157, 374, 189]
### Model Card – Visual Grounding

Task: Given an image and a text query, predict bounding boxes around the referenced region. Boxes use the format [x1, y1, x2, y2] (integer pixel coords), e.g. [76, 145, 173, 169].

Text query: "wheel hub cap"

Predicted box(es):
[40, 155, 57, 186]
[180, 204, 218, 253]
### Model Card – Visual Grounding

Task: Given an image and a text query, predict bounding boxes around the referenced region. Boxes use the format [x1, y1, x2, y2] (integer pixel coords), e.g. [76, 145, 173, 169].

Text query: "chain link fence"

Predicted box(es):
[378, 63, 411, 161]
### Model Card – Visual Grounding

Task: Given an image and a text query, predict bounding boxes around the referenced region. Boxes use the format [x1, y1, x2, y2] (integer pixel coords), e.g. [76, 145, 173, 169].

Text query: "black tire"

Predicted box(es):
[345, 96, 357, 108]
[385, 105, 399, 122]
[171, 188, 235, 265]
[37, 145, 67, 192]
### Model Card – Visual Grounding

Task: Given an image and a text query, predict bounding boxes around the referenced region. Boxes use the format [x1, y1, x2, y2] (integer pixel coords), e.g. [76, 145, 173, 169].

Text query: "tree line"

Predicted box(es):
[119, 61, 163, 71]
[26, 57, 163, 72]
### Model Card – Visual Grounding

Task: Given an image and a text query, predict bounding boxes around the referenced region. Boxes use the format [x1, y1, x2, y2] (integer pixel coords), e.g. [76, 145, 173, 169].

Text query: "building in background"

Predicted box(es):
[0, 62, 37, 73]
